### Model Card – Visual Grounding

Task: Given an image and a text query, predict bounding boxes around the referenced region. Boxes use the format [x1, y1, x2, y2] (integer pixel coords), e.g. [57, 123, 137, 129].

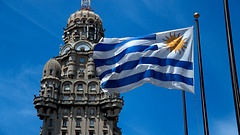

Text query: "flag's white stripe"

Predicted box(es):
[101, 37, 132, 44]
[102, 77, 194, 93]
[115, 39, 156, 57]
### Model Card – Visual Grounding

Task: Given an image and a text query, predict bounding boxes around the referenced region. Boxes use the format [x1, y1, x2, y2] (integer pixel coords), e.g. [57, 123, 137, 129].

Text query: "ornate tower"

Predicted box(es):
[33, 1, 124, 135]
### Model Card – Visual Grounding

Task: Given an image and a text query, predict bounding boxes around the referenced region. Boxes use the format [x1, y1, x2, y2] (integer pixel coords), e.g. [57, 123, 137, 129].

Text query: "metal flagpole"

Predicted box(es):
[182, 91, 188, 135]
[194, 12, 210, 135]
[223, 0, 240, 134]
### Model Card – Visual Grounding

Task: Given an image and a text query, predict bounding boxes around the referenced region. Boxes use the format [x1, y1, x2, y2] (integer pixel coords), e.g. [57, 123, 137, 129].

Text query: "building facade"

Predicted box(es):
[33, 1, 124, 135]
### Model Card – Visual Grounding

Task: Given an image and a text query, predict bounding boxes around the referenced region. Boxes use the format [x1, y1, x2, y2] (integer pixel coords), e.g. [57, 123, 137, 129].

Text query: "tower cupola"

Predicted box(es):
[42, 58, 61, 78]
[62, 0, 104, 44]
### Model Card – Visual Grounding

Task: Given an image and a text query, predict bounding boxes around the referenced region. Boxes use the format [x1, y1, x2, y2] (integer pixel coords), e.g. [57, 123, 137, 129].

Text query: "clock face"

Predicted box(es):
[61, 45, 71, 55]
[75, 43, 90, 51]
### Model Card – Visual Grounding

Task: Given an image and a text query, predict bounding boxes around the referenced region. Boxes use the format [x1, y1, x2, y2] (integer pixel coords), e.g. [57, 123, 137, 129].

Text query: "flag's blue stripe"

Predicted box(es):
[97, 57, 193, 79]
[101, 69, 193, 89]
[94, 34, 156, 51]
[94, 45, 159, 66]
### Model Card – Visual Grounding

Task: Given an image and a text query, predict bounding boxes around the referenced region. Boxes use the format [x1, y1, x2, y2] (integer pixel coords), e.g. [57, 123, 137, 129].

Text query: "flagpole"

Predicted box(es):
[182, 91, 188, 135]
[194, 12, 209, 135]
[223, 0, 240, 133]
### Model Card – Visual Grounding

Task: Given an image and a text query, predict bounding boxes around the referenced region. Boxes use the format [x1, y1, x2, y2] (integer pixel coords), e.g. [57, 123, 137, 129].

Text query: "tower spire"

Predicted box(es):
[81, 0, 91, 10]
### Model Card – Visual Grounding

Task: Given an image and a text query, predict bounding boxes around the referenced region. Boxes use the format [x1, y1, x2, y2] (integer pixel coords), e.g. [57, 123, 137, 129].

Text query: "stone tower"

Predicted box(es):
[33, 1, 124, 135]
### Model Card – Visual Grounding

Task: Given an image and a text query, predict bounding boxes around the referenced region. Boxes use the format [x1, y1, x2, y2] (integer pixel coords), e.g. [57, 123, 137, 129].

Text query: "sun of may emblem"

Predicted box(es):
[163, 33, 187, 53]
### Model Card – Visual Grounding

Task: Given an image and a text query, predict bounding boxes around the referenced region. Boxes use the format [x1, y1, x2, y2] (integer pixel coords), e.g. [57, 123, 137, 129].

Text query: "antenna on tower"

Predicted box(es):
[81, 0, 91, 10]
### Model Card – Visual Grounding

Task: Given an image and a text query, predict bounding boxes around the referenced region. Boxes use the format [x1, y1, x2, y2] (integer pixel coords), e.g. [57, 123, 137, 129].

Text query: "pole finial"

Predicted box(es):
[194, 12, 200, 19]
[81, 0, 91, 10]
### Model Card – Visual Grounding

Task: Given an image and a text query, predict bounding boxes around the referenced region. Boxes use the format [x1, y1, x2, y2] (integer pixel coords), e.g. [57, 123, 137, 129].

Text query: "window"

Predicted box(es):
[89, 96, 95, 101]
[62, 119, 68, 127]
[75, 18, 80, 24]
[63, 70, 67, 76]
[50, 69, 53, 75]
[41, 91, 44, 96]
[90, 119, 94, 127]
[49, 119, 53, 127]
[79, 57, 85, 63]
[54, 93, 58, 99]
[90, 108, 94, 115]
[89, 20, 94, 24]
[79, 67, 85, 75]
[48, 132, 52, 135]
[63, 95, 69, 100]
[54, 83, 59, 89]
[76, 131, 81, 135]
[89, 131, 94, 135]
[44, 70, 46, 76]
[103, 131, 108, 135]
[48, 81, 53, 87]
[62, 131, 67, 135]
[47, 91, 51, 97]
[89, 84, 96, 91]
[77, 95, 82, 101]
[76, 118, 81, 127]
[64, 84, 70, 91]
[76, 108, 81, 115]
[63, 109, 68, 115]
[77, 84, 83, 91]
[104, 120, 107, 127]
[65, 61, 69, 66]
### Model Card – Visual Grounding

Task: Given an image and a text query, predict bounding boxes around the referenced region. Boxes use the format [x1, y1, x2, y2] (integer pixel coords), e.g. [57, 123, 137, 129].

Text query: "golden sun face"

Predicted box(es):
[163, 33, 187, 53]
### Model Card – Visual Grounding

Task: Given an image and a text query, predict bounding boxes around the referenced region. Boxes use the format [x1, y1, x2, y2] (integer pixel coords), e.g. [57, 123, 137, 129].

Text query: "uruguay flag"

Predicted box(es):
[93, 27, 194, 93]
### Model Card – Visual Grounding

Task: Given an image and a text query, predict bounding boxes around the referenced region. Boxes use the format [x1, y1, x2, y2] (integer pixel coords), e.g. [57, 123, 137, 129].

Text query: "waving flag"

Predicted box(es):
[93, 27, 194, 93]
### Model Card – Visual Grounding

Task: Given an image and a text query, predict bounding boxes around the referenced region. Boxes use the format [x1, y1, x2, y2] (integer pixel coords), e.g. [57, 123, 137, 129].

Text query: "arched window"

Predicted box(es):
[47, 91, 51, 97]
[75, 18, 80, 24]
[89, 83, 96, 91]
[44, 70, 46, 76]
[50, 69, 53, 75]
[64, 84, 70, 91]
[77, 84, 83, 91]
[48, 81, 53, 87]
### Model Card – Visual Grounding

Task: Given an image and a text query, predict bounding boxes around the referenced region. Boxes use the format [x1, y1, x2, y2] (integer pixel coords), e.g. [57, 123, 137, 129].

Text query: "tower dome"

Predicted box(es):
[67, 10, 103, 28]
[42, 58, 61, 78]
[62, 8, 104, 44]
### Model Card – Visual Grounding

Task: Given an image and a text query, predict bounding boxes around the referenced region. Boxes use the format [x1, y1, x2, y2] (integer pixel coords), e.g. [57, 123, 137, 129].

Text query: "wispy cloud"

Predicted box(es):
[3, 0, 61, 40]
[211, 114, 238, 135]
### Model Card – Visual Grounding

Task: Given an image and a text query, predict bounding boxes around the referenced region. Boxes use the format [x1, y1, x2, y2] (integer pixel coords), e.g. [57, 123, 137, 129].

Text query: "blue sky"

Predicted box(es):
[0, 0, 239, 135]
